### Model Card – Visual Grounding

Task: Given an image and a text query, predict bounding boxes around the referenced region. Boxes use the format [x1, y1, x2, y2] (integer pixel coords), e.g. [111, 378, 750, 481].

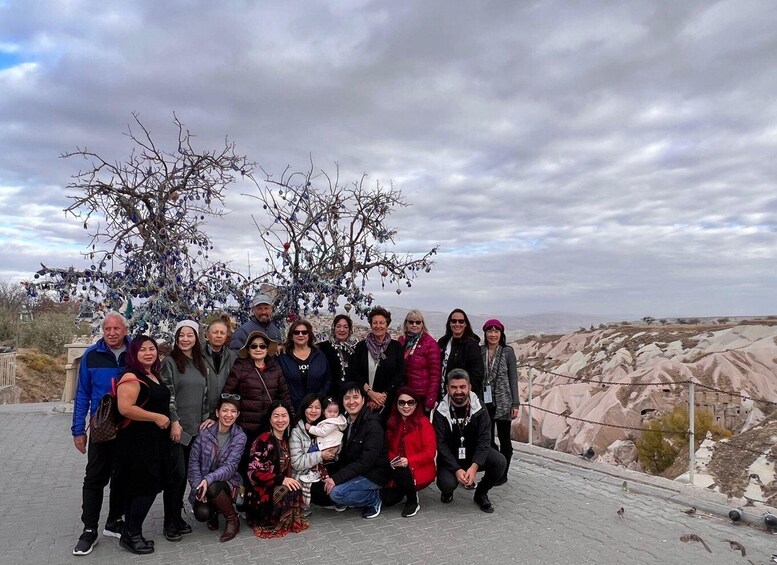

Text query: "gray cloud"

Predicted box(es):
[2, 0, 776, 321]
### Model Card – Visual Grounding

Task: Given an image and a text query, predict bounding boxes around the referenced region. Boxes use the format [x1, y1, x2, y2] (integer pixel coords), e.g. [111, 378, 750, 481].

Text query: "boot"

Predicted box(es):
[211, 490, 240, 542]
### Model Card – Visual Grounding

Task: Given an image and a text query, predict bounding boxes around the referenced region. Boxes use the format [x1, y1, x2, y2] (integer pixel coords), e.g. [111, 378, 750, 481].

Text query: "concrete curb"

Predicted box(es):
[513, 442, 777, 532]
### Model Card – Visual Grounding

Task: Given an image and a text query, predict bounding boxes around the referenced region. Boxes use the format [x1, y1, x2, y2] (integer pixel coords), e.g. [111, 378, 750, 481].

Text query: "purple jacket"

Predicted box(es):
[188, 422, 247, 505]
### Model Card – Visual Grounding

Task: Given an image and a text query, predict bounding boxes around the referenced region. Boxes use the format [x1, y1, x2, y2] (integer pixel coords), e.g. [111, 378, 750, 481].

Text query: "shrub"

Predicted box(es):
[636, 407, 731, 475]
[19, 312, 90, 352]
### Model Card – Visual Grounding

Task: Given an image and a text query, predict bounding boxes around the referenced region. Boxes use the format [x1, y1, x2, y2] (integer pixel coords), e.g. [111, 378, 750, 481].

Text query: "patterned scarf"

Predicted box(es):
[365, 332, 391, 363]
[329, 334, 358, 381]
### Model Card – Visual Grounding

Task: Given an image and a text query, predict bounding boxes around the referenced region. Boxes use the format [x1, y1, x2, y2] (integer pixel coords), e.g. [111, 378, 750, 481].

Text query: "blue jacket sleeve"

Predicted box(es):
[188, 434, 205, 490]
[71, 350, 93, 437]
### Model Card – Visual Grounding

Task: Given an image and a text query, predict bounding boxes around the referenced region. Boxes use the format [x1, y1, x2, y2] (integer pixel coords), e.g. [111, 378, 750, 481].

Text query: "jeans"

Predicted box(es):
[81, 434, 123, 531]
[329, 476, 381, 509]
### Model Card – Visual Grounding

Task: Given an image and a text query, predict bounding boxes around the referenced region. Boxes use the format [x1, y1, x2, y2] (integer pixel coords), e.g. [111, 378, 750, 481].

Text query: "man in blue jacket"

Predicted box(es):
[71, 312, 130, 556]
[229, 294, 283, 350]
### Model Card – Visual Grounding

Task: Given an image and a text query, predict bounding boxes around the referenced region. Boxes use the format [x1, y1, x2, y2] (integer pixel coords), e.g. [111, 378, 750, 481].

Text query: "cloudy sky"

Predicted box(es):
[1, 0, 776, 321]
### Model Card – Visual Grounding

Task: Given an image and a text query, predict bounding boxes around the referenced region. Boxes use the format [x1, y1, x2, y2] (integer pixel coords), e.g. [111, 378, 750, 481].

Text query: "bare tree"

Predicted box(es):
[242, 163, 438, 319]
[24, 113, 251, 332]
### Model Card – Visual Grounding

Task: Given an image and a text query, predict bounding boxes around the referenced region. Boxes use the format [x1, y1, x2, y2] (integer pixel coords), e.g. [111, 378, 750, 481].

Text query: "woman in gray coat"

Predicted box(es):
[481, 319, 520, 486]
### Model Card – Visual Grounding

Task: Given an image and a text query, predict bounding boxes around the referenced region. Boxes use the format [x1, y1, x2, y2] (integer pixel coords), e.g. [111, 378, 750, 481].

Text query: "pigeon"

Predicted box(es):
[722, 540, 746, 557]
[764, 512, 777, 529]
[683, 506, 696, 515]
[582, 447, 595, 460]
[679, 533, 712, 553]
[617, 507, 624, 518]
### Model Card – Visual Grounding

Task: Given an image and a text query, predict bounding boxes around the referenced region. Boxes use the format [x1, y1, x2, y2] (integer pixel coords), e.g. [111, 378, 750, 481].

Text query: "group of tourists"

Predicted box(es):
[70, 295, 520, 556]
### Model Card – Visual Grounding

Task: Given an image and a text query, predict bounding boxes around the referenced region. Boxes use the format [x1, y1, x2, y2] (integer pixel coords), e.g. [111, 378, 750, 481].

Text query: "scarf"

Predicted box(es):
[403, 332, 422, 359]
[329, 334, 357, 382]
[365, 332, 391, 364]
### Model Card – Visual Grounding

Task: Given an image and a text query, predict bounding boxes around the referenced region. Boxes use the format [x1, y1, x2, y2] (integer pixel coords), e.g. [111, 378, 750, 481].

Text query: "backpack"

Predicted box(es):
[89, 376, 146, 444]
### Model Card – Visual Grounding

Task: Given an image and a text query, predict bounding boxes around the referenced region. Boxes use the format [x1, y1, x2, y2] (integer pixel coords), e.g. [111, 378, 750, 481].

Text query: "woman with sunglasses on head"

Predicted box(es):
[481, 319, 520, 486]
[187, 393, 246, 542]
[348, 306, 404, 420]
[222, 331, 291, 483]
[382, 388, 436, 517]
[278, 320, 331, 412]
[317, 315, 357, 399]
[437, 309, 484, 400]
[160, 320, 209, 542]
[398, 310, 441, 414]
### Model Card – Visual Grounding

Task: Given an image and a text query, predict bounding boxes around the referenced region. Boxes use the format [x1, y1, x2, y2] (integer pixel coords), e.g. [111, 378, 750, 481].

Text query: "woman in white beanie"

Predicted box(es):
[160, 319, 209, 542]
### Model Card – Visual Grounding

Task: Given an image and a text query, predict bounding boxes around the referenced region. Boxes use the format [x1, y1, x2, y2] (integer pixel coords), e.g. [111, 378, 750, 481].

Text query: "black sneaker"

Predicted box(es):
[401, 500, 420, 518]
[362, 499, 381, 519]
[440, 492, 453, 504]
[163, 523, 182, 542]
[73, 529, 98, 556]
[103, 518, 124, 538]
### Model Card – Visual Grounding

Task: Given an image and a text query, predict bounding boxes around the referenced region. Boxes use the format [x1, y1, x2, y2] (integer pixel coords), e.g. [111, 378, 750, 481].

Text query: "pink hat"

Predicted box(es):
[482, 319, 504, 332]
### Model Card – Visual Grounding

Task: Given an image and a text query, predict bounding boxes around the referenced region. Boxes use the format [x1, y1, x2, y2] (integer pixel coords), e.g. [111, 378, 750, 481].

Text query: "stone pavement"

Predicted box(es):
[1, 403, 775, 565]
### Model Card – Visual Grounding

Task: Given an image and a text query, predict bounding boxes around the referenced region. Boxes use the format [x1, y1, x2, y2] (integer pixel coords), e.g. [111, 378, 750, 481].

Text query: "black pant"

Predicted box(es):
[487, 404, 513, 467]
[309, 481, 334, 507]
[192, 481, 231, 522]
[124, 493, 156, 537]
[382, 466, 417, 506]
[81, 434, 123, 531]
[436, 448, 506, 495]
[163, 442, 191, 525]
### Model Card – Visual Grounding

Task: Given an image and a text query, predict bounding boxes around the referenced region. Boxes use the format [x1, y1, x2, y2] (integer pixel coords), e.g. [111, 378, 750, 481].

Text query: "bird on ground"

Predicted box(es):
[679, 533, 712, 553]
[617, 507, 624, 518]
[722, 539, 746, 557]
[763, 512, 777, 529]
[683, 506, 696, 515]
[582, 447, 595, 460]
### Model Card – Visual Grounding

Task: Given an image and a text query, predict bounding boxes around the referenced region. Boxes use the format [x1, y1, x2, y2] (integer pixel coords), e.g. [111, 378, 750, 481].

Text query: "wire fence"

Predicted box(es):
[517, 362, 777, 480]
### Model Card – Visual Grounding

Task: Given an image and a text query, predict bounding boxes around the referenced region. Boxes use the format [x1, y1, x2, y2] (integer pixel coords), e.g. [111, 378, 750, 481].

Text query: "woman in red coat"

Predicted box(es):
[398, 310, 441, 414]
[382, 387, 437, 517]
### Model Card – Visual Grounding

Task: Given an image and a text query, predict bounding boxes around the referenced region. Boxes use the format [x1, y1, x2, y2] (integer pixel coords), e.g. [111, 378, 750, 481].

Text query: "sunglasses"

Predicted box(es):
[250, 342, 269, 350]
[406, 320, 423, 325]
[293, 330, 309, 335]
[220, 393, 241, 401]
[450, 319, 466, 325]
[397, 399, 417, 407]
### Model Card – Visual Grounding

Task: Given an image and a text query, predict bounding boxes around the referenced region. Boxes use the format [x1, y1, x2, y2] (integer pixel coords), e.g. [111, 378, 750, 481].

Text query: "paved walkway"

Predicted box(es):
[1, 403, 774, 565]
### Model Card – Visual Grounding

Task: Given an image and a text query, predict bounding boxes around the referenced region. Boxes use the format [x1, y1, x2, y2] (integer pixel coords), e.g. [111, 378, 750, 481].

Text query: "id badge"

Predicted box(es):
[458, 447, 466, 460]
[483, 385, 493, 404]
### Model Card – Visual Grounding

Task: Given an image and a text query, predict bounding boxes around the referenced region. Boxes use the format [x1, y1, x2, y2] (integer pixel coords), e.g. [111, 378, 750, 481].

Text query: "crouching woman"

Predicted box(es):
[187, 393, 246, 543]
[246, 400, 310, 538]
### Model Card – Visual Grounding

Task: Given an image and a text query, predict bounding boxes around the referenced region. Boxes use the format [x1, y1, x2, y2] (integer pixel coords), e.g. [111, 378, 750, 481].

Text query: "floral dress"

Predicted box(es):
[247, 431, 310, 538]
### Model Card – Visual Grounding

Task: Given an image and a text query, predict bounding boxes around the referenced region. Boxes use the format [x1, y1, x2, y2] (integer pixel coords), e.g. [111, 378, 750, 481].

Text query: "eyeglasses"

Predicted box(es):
[220, 393, 241, 401]
[450, 319, 466, 325]
[406, 320, 423, 325]
[250, 342, 269, 350]
[293, 330, 309, 336]
[397, 399, 417, 407]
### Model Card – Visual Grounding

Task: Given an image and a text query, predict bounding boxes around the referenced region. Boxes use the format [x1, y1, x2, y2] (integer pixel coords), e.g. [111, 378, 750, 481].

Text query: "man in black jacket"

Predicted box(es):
[324, 382, 391, 518]
[433, 369, 506, 513]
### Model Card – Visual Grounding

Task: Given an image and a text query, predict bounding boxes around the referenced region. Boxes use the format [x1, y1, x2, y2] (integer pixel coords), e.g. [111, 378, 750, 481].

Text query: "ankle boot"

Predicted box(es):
[211, 490, 240, 542]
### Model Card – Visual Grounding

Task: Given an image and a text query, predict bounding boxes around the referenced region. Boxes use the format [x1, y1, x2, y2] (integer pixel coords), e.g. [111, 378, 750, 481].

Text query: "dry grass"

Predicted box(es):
[15, 348, 66, 402]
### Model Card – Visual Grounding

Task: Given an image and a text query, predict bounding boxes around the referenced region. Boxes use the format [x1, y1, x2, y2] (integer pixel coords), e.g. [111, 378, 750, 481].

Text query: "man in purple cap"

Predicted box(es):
[229, 293, 282, 350]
